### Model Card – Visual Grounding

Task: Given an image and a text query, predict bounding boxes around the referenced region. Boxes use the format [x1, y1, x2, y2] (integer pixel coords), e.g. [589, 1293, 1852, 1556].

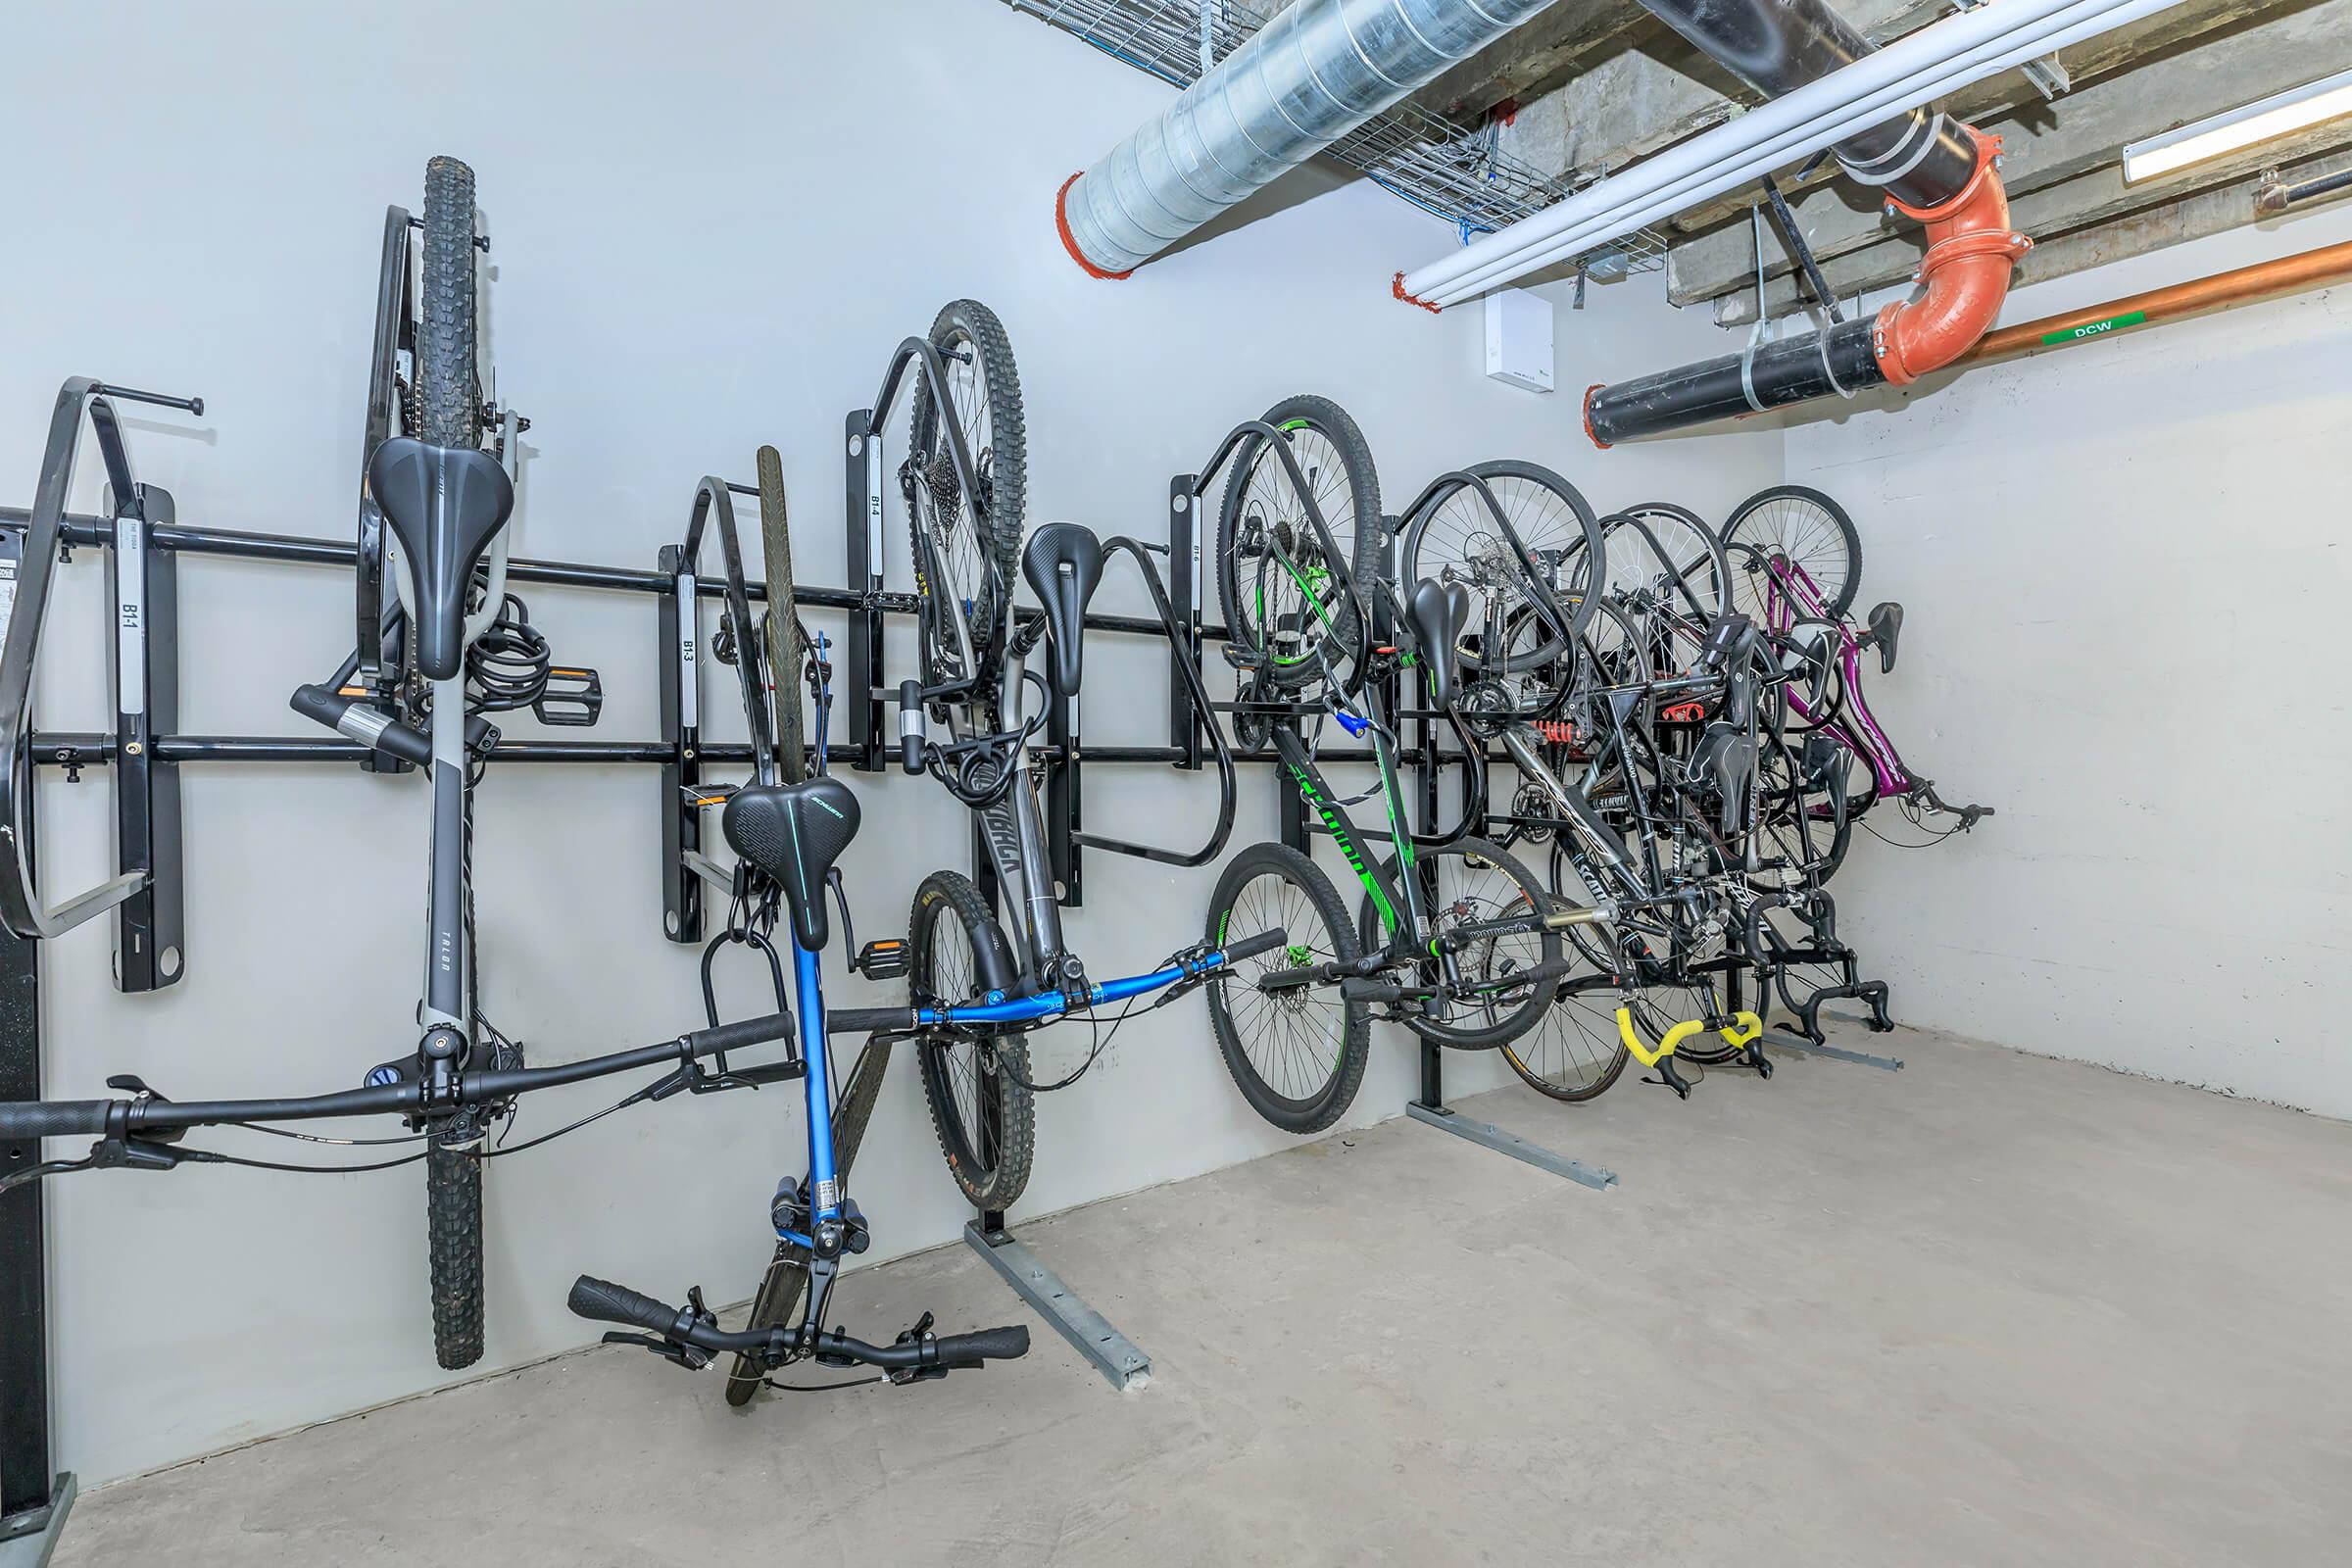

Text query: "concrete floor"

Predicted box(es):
[57, 1024, 2352, 1566]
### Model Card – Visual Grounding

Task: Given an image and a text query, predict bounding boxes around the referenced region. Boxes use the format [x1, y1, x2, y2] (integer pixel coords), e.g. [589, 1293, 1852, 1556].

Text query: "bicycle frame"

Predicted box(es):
[1762, 555, 1916, 800]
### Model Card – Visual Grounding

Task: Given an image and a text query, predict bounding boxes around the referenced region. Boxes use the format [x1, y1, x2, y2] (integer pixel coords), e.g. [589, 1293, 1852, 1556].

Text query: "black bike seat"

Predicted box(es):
[368, 436, 514, 681]
[1685, 722, 1756, 836]
[723, 776, 861, 951]
[1405, 578, 1470, 707]
[1867, 601, 1904, 673]
[1021, 523, 1103, 697]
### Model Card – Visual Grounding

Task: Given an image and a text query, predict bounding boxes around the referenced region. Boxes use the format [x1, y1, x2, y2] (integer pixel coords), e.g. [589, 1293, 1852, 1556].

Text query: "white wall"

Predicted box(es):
[1, 0, 1779, 1483]
[1783, 202, 2352, 1117]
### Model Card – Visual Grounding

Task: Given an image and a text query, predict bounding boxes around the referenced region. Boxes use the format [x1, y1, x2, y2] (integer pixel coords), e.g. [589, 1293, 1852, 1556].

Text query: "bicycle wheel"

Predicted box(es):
[755, 444, 808, 784]
[1603, 503, 1729, 627]
[418, 154, 489, 1371]
[424, 1139, 483, 1368]
[416, 156, 480, 451]
[907, 301, 1025, 690]
[1497, 892, 1631, 1102]
[1722, 484, 1860, 621]
[1399, 460, 1605, 671]
[1203, 842, 1370, 1134]
[909, 870, 1034, 1212]
[1752, 731, 1852, 889]
[1356, 838, 1560, 1050]
[1216, 395, 1381, 689]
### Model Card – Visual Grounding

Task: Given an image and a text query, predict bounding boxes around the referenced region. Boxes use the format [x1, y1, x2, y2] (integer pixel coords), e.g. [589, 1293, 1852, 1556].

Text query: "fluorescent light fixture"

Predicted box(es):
[2123, 69, 2352, 184]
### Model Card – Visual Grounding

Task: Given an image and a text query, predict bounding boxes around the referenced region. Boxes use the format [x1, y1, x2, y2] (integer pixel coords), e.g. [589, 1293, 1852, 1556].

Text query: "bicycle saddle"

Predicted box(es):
[1865, 601, 1904, 673]
[1021, 523, 1102, 697]
[368, 436, 514, 681]
[1404, 578, 1470, 706]
[722, 776, 861, 951]
[1685, 723, 1757, 837]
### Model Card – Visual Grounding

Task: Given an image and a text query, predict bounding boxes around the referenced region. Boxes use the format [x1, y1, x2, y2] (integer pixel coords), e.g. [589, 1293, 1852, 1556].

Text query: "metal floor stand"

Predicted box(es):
[1762, 1026, 1905, 1072]
[962, 1217, 1150, 1391]
[0, 1475, 73, 1568]
[958, 809, 1151, 1392]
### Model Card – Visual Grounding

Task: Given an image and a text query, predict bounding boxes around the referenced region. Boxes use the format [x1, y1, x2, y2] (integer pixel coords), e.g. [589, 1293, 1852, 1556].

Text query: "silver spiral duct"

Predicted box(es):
[1056, 0, 1561, 277]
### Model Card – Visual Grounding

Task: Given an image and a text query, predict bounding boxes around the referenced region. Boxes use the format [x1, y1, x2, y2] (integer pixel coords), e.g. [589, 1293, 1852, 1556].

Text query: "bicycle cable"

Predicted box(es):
[466, 592, 553, 713]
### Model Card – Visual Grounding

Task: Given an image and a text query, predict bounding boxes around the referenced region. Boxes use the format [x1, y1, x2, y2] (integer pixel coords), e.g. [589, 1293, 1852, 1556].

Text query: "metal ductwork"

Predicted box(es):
[1583, 0, 2030, 445]
[1056, 0, 1562, 278]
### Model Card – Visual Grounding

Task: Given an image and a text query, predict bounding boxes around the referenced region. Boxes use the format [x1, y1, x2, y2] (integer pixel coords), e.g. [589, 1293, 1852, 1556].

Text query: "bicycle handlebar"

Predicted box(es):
[0, 1012, 801, 1143]
[566, 1275, 1030, 1372]
[0, 1101, 113, 1140]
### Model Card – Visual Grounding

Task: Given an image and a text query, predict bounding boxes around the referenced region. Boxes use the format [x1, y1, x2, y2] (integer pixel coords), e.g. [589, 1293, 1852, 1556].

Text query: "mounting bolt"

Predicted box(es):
[125, 741, 143, 757]
[849, 435, 865, 457]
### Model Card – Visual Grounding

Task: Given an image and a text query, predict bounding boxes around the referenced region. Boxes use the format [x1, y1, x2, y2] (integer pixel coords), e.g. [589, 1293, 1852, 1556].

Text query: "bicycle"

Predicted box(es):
[851, 303, 1244, 1215]
[1438, 505, 1775, 1102]
[288, 155, 595, 1367]
[1723, 485, 1993, 880]
[1200, 409, 1613, 1133]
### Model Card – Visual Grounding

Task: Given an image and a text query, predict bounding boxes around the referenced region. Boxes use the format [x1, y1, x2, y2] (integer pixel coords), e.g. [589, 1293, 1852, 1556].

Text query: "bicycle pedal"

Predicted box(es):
[856, 938, 910, 980]
[533, 665, 604, 727]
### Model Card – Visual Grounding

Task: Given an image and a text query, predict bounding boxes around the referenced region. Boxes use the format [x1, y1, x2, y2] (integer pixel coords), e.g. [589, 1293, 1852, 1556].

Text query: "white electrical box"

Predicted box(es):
[1484, 287, 1555, 394]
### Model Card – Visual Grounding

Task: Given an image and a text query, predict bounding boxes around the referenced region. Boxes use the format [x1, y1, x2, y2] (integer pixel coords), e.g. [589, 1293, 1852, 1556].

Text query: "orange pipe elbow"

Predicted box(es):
[1872, 125, 2032, 386]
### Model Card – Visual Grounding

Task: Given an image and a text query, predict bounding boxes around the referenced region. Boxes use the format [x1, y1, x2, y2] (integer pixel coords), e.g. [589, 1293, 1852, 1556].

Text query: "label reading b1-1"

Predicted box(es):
[2042, 310, 2147, 346]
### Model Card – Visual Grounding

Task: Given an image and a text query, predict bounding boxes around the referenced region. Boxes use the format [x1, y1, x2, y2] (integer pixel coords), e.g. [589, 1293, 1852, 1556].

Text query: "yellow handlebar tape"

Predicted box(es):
[1615, 1007, 1763, 1067]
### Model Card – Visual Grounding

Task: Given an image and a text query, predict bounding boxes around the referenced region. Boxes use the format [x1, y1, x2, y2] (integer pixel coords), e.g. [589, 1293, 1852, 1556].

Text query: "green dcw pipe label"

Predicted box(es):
[2041, 310, 2146, 346]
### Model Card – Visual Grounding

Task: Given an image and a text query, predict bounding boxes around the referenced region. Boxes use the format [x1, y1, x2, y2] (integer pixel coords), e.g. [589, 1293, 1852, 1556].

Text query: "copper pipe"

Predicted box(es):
[1955, 236, 2352, 368]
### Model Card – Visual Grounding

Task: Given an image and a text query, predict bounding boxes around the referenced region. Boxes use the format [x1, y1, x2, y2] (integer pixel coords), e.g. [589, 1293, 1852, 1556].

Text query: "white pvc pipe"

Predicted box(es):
[1401, 0, 2183, 305]
[1425, 0, 2178, 304]
[1405, 0, 2095, 298]
[1406, 0, 2119, 300]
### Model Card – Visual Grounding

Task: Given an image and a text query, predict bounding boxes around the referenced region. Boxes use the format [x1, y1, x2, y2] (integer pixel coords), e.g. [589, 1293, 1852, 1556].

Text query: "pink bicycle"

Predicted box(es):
[1721, 485, 1991, 882]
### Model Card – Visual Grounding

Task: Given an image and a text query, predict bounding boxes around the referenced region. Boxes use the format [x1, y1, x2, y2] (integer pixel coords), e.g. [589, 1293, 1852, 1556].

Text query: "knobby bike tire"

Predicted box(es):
[426, 1138, 485, 1369]
[1203, 841, 1371, 1134]
[756, 444, 808, 785]
[1215, 394, 1382, 690]
[908, 300, 1026, 691]
[909, 870, 1035, 1212]
[416, 156, 480, 452]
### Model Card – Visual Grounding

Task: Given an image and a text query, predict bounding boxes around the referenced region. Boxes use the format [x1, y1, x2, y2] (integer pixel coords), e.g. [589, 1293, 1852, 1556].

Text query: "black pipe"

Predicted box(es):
[1637, 0, 1976, 212]
[1587, 0, 1998, 444]
[1587, 317, 1886, 446]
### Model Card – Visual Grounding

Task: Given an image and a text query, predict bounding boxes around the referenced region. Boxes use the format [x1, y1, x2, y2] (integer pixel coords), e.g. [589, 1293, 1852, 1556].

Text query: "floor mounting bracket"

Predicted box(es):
[0, 1473, 74, 1568]
[1405, 1102, 1618, 1191]
[963, 1221, 1151, 1391]
[1761, 1028, 1905, 1072]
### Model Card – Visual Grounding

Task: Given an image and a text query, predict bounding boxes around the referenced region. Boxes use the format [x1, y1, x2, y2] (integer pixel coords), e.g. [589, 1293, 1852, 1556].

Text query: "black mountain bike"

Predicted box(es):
[291, 156, 596, 1366]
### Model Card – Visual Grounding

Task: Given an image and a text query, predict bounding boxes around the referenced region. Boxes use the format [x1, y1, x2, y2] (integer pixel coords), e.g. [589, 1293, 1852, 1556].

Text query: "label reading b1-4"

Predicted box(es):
[2042, 310, 2147, 346]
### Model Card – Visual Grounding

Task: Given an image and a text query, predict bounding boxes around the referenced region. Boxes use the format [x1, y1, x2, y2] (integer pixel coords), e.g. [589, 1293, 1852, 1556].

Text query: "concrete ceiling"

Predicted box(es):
[1409, 0, 2352, 317]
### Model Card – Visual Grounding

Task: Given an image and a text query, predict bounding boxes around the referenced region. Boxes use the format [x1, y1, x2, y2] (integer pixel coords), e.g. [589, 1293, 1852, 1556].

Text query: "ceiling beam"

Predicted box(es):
[1672, 0, 2350, 311]
[1406, 1, 1656, 123]
[1701, 122, 2352, 323]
